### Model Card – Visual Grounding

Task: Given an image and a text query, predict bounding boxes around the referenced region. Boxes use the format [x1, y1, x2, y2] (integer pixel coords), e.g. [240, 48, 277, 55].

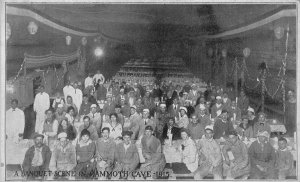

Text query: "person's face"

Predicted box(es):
[221, 112, 228, 120]
[110, 115, 117, 122]
[200, 98, 205, 104]
[69, 109, 74, 116]
[61, 120, 68, 129]
[60, 137, 67, 147]
[181, 132, 188, 140]
[216, 99, 222, 104]
[121, 100, 125, 105]
[241, 91, 245, 97]
[205, 130, 214, 139]
[168, 119, 174, 126]
[91, 107, 97, 113]
[206, 102, 211, 107]
[191, 116, 198, 124]
[145, 92, 150, 97]
[200, 109, 206, 115]
[160, 107, 166, 112]
[154, 97, 159, 102]
[115, 107, 121, 113]
[123, 135, 131, 145]
[83, 118, 90, 127]
[145, 130, 153, 137]
[46, 111, 53, 120]
[180, 110, 185, 116]
[258, 136, 267, 143]
[231, 101, 237, 108]
[34, 137, 43, 148]
[130, 108, 136, 115]
[242, 119, 249, 125]
[142, 111, 149, 118]
[55, 93, 60, 98]
[258, 114, 266, 122]
[39, 87, 45, 93]
[102, 130, 109, 139]
[57, 107, 63, 113]
[107, 97, 112, 103]
[11, 101, 17, 109]
[67, 97, 72, 104]
[228, 135, 238, 144]
[247, 111, 253, 117]
[83, 96, 88, 102]
[137, 99, 142, 105]
[278, 140, 287, 150]
[73, 83, 78, 89]
[81, 134, 90, 143]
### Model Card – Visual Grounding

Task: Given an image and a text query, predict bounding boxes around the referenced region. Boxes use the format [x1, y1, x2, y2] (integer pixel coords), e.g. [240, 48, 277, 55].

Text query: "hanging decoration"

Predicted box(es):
[27, 21, 38, 35]
[81, 37, 87, 46]
[274, 26, 285, 39]
[6, 23, 11, 41]
[243, 47, 251, 58]
[66, 35, 72, 45]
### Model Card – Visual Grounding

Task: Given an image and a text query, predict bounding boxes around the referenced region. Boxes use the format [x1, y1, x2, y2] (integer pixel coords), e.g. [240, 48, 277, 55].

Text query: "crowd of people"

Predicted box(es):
[6, 70, 296, 180]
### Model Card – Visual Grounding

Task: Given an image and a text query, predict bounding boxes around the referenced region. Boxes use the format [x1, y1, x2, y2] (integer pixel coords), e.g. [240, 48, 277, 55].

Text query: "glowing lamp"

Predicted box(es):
[94, 47, 104, 57]
[66, 35, 72, 45]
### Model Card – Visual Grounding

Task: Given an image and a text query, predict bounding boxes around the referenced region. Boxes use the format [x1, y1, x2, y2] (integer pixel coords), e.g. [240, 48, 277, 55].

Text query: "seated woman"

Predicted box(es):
[113, 131, 139, 179]
[162, 117, 181, 142]
[102, 113, 122, 140]
[65, 106, 76, 126]
[57, 119, 77, 141]
[74, 129, 97, 180]
[172, 129, 198, 175]
[140, 125, 166, 179]
[222, 131, 250, 179]
[236, 116, 255, 139]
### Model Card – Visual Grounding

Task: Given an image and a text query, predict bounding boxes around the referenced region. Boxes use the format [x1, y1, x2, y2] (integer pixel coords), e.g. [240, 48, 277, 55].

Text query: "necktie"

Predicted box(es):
[93, 114, 95, 118]
[144, 119, 147, 125]
[174, 105, 176, 110]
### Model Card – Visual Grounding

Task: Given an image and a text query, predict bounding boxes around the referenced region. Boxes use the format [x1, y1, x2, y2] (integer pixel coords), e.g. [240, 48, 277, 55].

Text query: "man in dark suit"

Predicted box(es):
[162, 117, 181, 141]
[168, 97, 180, 118]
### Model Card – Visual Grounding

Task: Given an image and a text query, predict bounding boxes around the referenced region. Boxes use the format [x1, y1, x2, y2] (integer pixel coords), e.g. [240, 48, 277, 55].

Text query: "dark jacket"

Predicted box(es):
[162, 124, 181, 141]
[22, 144, 52, 172]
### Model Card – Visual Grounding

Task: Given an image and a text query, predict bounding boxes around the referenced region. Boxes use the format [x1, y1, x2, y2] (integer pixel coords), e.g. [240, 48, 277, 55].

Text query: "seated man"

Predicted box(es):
[95, 127, 116, 179]
[248, 131, 276, 179]
[222, 131, 250, 179]
[49, 132, 76, 180]
[22, 133, 51, 180]
[253, 112, 271, 137]
[213, 110, 234, 139]
[275, 137, 294, 179]
[195, 125, 223, 179]
[162, 117, 181, 142]
[187, 114, 205, 140]
[113, 131, 140, 179]
[77, 116, 99, 141]
[140, 126, 166, 179]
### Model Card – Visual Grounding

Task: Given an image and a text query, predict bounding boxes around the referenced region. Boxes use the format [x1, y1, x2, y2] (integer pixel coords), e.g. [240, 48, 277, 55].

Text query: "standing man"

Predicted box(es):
[33, 85, 50, 134]
[6, 99, 25, 143]
[73, 82, 83, 112]
[63, 81, 75, 101]
[93, 70, 105, 85]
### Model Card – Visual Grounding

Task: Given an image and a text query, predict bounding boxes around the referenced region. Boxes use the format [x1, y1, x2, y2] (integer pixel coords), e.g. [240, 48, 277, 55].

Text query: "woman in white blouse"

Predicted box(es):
[102, 113, 122, 140]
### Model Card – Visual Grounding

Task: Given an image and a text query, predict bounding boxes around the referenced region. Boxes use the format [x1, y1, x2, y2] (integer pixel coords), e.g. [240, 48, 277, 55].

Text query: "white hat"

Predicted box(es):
[58, 132, 67, 139]
[247, 107, 255, 113]
[205, 125, 214, 132]
[180, 107, 187, 113]
[216, 96, 222, 100]
[120, 88, 124, 92]
[192, 83, 196, 87]
[131, 105, 137, 110]
[57, 104, 64, 108]
[160, 103, 166, 108]
[90, 104, 97, 108]
[183, 92, 188, 95]
[257, 130, 269, 138]
[143, 108, 150, 113]
[199, 104, 206, 110]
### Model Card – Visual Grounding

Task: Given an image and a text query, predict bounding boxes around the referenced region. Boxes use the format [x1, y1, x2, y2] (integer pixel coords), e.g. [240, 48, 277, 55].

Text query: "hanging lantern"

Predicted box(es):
[274, 26, 284, 39]
[243, 47, 251, 58]
[66, 35, 72, 45]
[6, 23, 11, 40]
[27, 21, 38, 35]
[81, 37, 87, 46]
[221, 48, 227, 58]
[208, 48, 213, 57]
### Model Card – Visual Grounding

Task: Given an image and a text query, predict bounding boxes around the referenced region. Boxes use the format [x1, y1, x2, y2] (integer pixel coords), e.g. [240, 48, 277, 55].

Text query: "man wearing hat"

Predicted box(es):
[55, 103, 67, 124]
[253, 112, 271, 137]
[213, 110, 235, 139]
[248, 130, 276, 179]
[113, 131, 139, 179]
[175, 107, 189, 129]
[116, 88, 127, 105]
[102, 94, 116, 119]
[140, 126, 166, 179]
[168, 97, 180, 118]
[138, 108, 156, 139]
[195, 125, 222, 179]
[49, 132, 76, 179]
[247, 107, 257, 127]
[195, 104, 211, 126]
[222, 131, 250, 179]
[128, 105, 142, 140]
[22, 133, 52, 180]
[155, 103, 171, 141]
[211, 95, 223, 119]
[187, 114, 205, 140]
[87, 104, 102, 134]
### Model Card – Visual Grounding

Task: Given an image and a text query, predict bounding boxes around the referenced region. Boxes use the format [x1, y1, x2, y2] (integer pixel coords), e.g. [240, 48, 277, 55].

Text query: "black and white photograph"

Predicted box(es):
[1, 0, 299, 181]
